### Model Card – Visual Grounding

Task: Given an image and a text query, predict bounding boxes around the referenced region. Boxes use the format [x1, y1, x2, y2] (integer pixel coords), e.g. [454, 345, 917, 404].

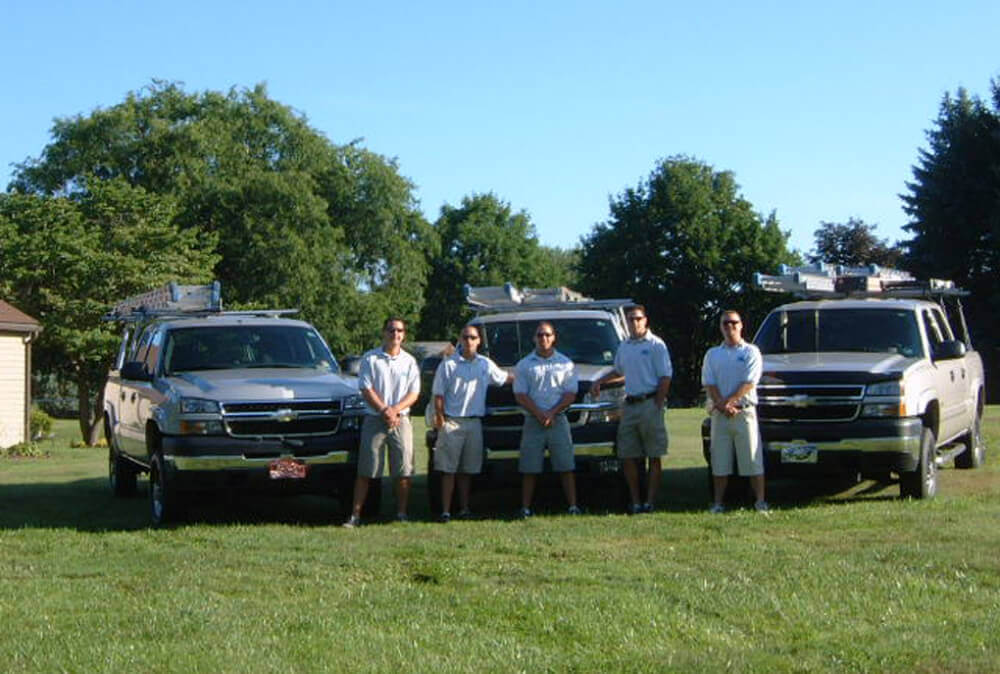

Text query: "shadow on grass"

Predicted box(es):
[0, 465, 906, 531]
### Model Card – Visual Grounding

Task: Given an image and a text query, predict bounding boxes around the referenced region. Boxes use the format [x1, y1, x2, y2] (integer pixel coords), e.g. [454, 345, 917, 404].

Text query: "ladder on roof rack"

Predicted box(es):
[753, 264, 968, 300]
[103, 282, 301, 322]
[464, 283, 633, 314]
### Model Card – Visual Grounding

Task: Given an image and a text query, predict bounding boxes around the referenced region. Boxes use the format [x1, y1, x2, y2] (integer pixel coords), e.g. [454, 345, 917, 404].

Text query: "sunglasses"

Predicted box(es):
[627, 315, 646, 322]
[385, 327, 405, 333]
[536, 332, 554, 338]
[461, 334, 479, 340]
[722, 320, 741, 326]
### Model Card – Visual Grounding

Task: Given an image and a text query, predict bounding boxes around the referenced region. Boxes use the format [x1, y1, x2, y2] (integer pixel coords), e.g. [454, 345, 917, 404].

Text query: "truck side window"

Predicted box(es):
[922, 310, 944, 349]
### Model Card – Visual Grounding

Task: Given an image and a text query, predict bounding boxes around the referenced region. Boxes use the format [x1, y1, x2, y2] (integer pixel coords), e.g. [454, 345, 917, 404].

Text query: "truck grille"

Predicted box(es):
[220, 399, 346, 437]
[757, 384, 864, 423]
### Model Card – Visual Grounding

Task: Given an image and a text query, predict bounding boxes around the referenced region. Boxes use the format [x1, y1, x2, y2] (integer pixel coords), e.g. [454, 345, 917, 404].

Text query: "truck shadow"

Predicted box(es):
[0, 467, 905, 531]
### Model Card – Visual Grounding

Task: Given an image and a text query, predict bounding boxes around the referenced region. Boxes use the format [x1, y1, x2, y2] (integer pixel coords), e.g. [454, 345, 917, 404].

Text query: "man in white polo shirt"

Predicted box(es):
[701, 309, 767, 513]
[513, 321, 581, 518]
[590, 304, 672, 513]
[343, 317, 420, 527]
[432, 324, 512, 522]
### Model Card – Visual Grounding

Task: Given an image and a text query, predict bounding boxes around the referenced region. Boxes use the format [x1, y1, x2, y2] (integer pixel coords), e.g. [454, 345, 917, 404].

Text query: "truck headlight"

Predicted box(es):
[866, 381, 902, 397]
[342, 394, 366, 411]
[180, 398, 221, 414]
[583, 385, 625, 423]
[861, 403, 906, 418]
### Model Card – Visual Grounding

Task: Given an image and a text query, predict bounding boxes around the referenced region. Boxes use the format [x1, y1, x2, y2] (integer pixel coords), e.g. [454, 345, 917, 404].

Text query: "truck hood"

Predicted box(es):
[761, 352, 919, 376]
[166, 369, 358, 401]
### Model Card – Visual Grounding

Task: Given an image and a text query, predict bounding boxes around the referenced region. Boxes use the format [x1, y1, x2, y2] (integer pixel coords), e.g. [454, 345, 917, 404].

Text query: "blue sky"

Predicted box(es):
[2, 1, 997, 255]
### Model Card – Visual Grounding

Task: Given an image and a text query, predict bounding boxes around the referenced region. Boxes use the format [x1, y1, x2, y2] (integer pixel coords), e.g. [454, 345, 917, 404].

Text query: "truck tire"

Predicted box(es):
[955, 408, 985, 469]
[150, 452, 184, 526]
[363, 477, 382, 518]
[900, 427, 937, 499]
[109, 447, 138, 497]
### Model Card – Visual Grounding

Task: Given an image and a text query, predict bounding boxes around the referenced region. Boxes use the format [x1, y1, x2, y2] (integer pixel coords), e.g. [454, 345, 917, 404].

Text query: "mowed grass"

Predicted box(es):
[1, 409, 999, 672]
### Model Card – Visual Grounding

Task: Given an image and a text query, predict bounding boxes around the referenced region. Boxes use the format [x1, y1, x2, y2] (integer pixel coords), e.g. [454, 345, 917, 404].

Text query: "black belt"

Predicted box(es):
[624, 391, 657, 404]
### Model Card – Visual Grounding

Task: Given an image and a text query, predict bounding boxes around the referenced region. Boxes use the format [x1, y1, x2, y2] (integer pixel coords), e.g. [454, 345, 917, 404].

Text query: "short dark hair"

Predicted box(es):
[461, 323, 484, 341]
[383, 317, 407, 331]
[624, 304, 647, 317]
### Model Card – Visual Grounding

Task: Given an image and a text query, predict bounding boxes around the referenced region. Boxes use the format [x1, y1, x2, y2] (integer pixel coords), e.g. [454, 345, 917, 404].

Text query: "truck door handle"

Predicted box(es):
[950, 370, 956, 382]
[120, 391, 126, 400]
[130, 392, 137, 403]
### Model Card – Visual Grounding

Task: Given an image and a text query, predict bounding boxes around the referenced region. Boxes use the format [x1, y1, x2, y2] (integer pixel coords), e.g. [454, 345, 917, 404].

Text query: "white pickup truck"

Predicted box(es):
[102, 283, 374, 524]
[704, 265, 986, 499]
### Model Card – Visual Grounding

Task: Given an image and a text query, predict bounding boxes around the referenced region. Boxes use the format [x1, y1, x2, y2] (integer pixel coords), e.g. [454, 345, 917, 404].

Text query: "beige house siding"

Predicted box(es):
[0, 332, 28, 447]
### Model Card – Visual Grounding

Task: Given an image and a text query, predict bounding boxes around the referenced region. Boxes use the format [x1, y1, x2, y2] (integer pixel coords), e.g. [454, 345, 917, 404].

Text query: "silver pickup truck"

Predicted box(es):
[102, 283, 373, 524]
[703, 265, 986, 500]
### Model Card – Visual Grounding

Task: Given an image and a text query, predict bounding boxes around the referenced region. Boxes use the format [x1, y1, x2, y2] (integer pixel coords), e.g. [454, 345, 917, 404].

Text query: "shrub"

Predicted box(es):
[1, 441, 46, 458]
[30, 407, 54, 439]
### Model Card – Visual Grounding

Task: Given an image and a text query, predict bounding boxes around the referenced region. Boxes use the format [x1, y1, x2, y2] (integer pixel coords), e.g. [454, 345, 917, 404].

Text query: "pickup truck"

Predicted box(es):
[425, 284, 633, 513]
[102, 283, 374, 524]
[703, 266, 986, 500]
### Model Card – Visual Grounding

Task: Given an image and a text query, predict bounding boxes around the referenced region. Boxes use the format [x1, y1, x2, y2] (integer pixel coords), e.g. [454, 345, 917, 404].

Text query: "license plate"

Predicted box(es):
[779, 444, 818, 464]
[269, 457, 307, 479]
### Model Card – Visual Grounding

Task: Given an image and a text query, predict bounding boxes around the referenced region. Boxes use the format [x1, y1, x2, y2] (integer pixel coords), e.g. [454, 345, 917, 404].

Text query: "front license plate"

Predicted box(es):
[780, 444, 818, 464]
[269, 457, 308, 479]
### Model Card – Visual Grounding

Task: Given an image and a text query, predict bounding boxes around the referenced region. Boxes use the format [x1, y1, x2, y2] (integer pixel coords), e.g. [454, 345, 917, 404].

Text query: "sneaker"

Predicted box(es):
[457, 508, 474, 520]
[567, 505, 583, 515]
[396, 513, 409, 523]
[709, 503, 725, 514]
[342, 515, 361, 528]
[519, 507, 533, 519]
[641, 502, 654, 514]
[439, 511, 451, 523]
[754, 500, 771, 513]
[628, 502, 642, 515]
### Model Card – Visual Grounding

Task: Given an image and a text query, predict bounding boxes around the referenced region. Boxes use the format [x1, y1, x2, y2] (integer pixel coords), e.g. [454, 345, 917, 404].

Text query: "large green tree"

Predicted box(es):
[809, 218, 903, 267]
[418, 193, 576, 340]
[10, 81, 434, 355]
[578, 156, 796, 403]
[901, 79, 1000, 399]
[0, 178, 218, 443]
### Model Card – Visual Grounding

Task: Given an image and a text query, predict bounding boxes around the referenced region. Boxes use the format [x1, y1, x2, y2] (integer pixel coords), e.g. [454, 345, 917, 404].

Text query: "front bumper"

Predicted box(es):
[701, 416, 924, 474]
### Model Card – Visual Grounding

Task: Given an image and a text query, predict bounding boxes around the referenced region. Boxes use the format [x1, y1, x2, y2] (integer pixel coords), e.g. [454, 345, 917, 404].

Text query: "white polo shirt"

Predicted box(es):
[513, 349, 578, 411]
[432, 352, 508, 417]
[701, 340, 762, 406]
[357, 347, 420, 416]
[613, 330, 673, 396]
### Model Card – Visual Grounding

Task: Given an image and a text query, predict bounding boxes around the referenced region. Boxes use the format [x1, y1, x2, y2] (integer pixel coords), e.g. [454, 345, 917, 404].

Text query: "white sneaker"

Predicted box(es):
[754, 500, 771, 514]
[342, 515, 361, 528]
[709, 503, 725, 514]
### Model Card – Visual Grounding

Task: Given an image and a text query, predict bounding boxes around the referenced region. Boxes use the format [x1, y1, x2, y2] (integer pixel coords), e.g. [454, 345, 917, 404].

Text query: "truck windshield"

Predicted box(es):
[163, 326, 338, 374]
[478, 318, 620, 367]
[754, 308, 923, 358]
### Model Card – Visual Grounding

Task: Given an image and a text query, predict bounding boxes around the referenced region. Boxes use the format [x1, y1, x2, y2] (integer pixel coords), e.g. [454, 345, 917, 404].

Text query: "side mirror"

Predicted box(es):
[933, 339, 966, 361]
[120, 361, 153, 381]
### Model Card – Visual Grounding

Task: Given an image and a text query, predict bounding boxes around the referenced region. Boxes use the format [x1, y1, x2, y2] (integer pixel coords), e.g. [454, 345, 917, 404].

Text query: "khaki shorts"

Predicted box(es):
[709, 407, 763, 477]
[617, 398, 668, 459]
[358, 414, 414, 479]
[518, 415, 574, 473]
[433, 417, 484, 474]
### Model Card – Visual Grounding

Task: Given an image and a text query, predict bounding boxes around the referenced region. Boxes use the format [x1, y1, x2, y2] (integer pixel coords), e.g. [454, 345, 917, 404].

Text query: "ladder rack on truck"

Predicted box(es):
[753, 264, 968, 300]
[464, 283, 633, 315]
[103, 282, 297, 322]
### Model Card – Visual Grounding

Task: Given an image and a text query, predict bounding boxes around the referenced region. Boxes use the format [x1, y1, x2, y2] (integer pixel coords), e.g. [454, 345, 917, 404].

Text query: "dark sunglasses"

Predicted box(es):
[536, 332, 554, 337]
[722, 320, 741, 326]
[461, 334, 479, 340]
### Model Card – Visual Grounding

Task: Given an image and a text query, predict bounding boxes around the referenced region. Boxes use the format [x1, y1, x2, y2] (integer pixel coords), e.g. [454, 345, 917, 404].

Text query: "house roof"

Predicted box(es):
[0, 300, 42, 334]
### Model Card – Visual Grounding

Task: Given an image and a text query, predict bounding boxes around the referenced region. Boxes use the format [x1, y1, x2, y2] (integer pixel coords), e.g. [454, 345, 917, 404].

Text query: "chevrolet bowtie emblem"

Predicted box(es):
[273, 408, 298, 422]
[788, 395, 810, 408]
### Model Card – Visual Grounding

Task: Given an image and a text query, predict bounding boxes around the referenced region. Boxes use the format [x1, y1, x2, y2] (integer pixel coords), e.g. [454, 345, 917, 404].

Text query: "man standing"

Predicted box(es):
[344, 317, 420, 527]
[432, 324, 512, 522]
[590, 305, 671, 513]
[701, 310, 767, 513]
[513, 321, 581, 517]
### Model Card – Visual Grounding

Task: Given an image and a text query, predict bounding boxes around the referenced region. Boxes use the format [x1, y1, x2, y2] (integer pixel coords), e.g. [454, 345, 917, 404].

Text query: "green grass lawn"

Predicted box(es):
[2, 409, 999, 672]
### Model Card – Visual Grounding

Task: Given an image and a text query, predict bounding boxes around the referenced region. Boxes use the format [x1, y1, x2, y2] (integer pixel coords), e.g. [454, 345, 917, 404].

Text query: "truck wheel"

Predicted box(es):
[150, 453, 183, 526]
[900, 427, 937, 499]
[428, 469, 443, 516]
[363, 477, 382, 518]
[955, 409, 985, 469]
[109, 447, 138, 497]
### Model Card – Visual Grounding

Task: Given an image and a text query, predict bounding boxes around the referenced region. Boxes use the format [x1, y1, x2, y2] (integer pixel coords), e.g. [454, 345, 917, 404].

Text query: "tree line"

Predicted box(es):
[2, 76, 998, 443]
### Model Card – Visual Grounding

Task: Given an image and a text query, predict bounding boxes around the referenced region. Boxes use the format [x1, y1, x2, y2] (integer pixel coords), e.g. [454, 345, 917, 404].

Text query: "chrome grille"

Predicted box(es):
[220, 399, 346, 437]
[757, 384, 864, 422]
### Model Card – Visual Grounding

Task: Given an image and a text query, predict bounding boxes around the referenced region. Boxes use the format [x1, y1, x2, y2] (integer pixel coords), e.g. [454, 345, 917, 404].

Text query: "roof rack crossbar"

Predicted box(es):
[755, 266, 968, 299]
[464, 283, 633, 314]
